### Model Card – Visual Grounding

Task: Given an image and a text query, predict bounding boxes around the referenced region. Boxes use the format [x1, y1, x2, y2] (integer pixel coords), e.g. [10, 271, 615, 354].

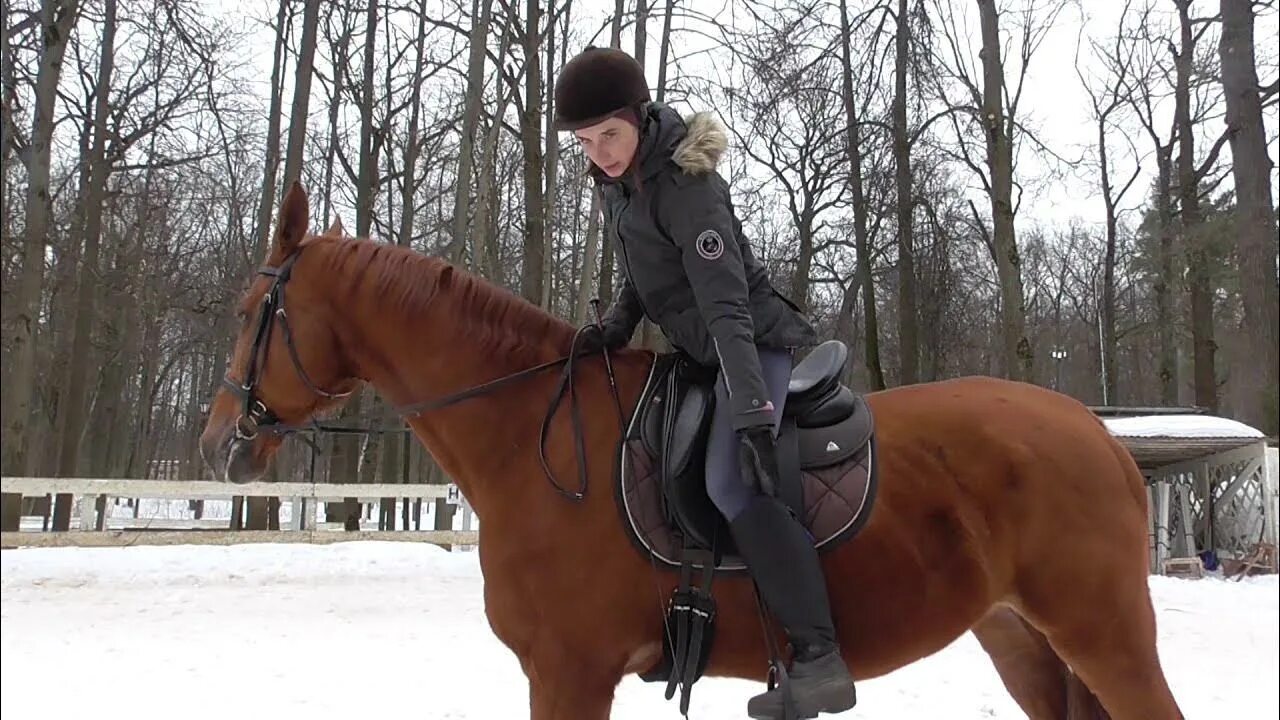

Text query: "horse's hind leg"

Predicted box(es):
[1014, 530, 1181, 718]
[973, 606, 1110, 720]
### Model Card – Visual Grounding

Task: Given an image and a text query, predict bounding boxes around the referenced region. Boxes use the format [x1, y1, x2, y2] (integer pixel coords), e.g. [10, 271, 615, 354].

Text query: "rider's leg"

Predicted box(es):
[704, 347, 856, 719]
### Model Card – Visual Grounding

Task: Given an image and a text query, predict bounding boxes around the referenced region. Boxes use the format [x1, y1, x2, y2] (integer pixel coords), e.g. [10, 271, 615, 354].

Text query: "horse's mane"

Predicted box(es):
[302, 234, 575, 363]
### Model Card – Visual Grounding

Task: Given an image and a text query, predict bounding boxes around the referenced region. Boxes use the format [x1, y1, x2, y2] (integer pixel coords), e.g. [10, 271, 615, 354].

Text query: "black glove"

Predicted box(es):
[577, 322, 630, 355]
[737, 424, 781, 496]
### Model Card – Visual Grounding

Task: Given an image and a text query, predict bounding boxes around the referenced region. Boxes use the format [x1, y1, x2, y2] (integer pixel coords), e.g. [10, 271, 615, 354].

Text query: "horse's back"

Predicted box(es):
[857, 375, 1147, 582]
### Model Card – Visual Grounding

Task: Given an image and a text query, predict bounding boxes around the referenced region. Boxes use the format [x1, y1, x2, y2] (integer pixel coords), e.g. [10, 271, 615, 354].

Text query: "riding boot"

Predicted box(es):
[729, 494, 857, 719]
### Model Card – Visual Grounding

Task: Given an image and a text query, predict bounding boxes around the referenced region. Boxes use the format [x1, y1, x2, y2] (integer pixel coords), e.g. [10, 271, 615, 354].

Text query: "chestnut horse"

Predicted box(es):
[200, 184, 1182, 719]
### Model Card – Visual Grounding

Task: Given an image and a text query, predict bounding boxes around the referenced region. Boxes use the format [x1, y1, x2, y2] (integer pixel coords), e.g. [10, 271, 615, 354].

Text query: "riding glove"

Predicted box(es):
[738, 424, 781, 497]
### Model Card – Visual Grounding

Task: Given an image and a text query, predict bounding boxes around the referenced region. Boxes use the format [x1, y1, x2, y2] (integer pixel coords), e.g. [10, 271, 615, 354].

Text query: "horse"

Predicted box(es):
[199, 183, 1183, 720]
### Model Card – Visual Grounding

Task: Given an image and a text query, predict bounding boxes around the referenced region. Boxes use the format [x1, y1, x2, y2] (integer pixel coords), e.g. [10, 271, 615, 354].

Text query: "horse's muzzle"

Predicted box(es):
[199, 425, 265, 484]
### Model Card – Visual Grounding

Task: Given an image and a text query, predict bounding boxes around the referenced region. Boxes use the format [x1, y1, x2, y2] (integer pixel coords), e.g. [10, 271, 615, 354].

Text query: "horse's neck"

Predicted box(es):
[327, 259, 565, 518]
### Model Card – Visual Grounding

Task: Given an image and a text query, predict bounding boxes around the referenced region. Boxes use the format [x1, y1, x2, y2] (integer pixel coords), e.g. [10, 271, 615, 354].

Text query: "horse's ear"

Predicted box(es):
[273, 182, 309, 257]
[325, 216, 345, 237]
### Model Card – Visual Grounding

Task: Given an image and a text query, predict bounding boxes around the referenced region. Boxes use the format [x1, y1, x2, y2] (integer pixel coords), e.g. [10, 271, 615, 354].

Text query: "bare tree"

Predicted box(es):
[1076, 2, 1144, 404]
[596, 0, 626, 309]
[893, 0, 918, 384]
[838, 0, 887, 390]
[50, 0, 117, 530]
[1119, 2, 1180, 404]
[518, 0, 545, 303]
[1219, 0, 1279, 433]
[1172, 0, 1230, 411]
[281, 0, 321, 190]
[450, 0, 494, 257]
[931, 0, 1069, 381]
[720, 4, 847, 311]
[2, 0, 81, 513]
[249, 0, 290, 261]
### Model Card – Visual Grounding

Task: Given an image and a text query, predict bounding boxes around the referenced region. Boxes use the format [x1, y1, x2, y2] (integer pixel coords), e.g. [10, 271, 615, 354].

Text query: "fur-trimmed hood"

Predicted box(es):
[623, 103, 727, 182]
[671, 111, 727, 175]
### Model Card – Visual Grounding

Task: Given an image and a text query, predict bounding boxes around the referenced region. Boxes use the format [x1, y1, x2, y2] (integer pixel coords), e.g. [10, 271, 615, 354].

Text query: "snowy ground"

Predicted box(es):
[2, 542, 1276, 719]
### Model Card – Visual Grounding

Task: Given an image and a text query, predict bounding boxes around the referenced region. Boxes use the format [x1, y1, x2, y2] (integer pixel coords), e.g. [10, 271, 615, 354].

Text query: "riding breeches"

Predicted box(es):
[705, 347, 793, 522]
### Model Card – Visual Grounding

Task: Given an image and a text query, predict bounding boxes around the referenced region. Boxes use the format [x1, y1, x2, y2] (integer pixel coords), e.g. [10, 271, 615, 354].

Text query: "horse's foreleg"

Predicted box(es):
[524, 644, 618, 720]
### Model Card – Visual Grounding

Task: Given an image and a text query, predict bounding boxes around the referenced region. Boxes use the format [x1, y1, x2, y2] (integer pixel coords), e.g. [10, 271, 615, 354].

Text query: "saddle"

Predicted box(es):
[614, 339, 879, 714]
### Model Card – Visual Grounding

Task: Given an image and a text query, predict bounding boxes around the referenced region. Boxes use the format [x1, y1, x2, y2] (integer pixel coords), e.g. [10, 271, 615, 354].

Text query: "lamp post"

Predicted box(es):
[1051, 347, 1067, 392]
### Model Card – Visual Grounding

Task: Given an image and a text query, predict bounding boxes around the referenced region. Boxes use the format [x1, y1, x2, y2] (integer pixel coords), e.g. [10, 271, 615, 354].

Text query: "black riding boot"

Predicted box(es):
[729, 494, 857, 719]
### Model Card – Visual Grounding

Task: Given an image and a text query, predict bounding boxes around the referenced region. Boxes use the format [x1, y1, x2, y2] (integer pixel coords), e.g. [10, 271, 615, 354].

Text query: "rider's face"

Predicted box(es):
[574, 116, 640, 178]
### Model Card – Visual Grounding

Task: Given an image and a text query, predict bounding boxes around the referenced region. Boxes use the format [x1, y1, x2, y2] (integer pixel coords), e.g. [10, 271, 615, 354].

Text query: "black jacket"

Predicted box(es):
[597, 102, 817, 430]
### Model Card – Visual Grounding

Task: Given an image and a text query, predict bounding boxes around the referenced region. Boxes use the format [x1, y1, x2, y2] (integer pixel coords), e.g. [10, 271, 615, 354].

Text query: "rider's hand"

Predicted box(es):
[577, 323, 630, 354]
[737, 420, 780, 496]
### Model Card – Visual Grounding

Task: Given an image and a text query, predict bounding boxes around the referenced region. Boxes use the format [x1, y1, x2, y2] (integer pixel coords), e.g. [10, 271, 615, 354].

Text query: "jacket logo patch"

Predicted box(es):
[696, 230, 724, 260]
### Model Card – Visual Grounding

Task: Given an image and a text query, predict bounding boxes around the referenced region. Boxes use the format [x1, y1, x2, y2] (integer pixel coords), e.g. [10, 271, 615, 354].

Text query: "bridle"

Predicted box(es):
[221, 250, 353, 442]
[218, 246, 626, 503]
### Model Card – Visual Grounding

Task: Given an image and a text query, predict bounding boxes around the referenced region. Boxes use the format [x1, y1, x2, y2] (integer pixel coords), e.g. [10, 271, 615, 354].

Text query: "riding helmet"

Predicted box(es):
[552, 46, 651, 131]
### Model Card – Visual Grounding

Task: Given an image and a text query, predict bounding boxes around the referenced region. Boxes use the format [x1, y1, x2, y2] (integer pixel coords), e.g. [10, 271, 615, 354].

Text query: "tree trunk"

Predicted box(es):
[1173, 0, 1216, 411]
[355, 0, 379, 238]
[634, 0, 648, 66]
[1098, 122, 1118, 405]
[281, 0, 321, 190]
[2, 0, 81, 524]
[838, 0, 884, 391]
[598, 0, 625, 308]
[893, 0, 917, 385]
[474, 28, 513, 280]
[399, 0, 428, 248]
[250, 0, 290, 261]
[450, 0, 493, 257]
[656, 0, 675, 100]
[320, 4, 349, 227]
[519, 0, 545, 303]
[1154, 146, 1178, 405]
[542, 1, 562, 310]
[976, 0, 1030, 381]
[1219, 0, 1278, 433]
[0, 0, 17, 168]
[574, 188, 602, 323]
[52, 0, 115, 531]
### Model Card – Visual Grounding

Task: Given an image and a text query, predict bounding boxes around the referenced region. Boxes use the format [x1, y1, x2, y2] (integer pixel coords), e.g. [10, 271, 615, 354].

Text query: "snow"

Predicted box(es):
[2, 542, 1276, 719]
[1104, 414, 1267, 439]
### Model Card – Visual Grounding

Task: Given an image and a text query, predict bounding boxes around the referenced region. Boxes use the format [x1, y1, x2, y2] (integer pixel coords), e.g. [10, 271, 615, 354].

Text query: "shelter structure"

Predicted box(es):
[1094, 407, 1277, 575]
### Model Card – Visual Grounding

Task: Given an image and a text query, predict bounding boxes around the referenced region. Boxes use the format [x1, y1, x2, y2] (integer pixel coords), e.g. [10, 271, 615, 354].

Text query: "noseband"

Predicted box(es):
[217, 248, 622, 504]
[221, 249, 352, 441]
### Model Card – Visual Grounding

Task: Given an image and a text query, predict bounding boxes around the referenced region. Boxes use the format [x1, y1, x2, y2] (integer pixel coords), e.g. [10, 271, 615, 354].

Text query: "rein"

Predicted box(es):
[223, 247, 624, 503]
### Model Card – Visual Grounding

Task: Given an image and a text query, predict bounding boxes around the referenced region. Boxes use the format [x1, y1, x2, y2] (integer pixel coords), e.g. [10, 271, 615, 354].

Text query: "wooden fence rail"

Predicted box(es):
[0, 477, 477, 549]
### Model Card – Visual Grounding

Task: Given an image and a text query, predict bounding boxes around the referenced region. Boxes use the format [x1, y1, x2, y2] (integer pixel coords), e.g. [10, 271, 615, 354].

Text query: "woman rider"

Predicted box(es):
[552, 46, 857, 719]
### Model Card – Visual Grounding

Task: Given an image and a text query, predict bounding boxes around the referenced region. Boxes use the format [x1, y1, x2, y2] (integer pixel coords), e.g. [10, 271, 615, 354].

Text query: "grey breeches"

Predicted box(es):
[705, 347, 793, 522]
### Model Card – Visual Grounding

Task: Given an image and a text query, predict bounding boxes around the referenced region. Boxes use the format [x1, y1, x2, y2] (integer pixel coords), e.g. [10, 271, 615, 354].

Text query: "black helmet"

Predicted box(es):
[552, 46, 651, 131]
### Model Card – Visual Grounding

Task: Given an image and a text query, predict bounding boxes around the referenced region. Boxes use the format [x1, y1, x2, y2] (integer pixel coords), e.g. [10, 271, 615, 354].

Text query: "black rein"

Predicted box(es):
[220, 248, 618, 503]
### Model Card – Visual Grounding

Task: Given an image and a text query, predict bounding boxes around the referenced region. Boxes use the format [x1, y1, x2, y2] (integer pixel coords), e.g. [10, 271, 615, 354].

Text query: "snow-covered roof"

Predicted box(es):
[1103, 414, 1267, 470]
[1103, 415, 1265, 439]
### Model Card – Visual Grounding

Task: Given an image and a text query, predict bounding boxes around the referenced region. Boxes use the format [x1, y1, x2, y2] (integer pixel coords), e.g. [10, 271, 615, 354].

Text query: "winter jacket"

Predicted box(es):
[596, 102, 817, 430]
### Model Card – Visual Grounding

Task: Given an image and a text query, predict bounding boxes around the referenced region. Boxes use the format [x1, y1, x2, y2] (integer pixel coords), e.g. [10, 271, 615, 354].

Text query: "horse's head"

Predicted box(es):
[200, 182, 359, 483]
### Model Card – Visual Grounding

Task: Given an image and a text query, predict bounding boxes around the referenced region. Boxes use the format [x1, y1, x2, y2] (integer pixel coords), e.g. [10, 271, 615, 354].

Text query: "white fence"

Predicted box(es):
[1, 476, 477, 549]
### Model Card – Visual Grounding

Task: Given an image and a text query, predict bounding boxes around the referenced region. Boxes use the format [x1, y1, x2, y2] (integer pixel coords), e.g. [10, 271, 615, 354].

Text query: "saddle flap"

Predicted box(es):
[667, 383, 713, 480]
